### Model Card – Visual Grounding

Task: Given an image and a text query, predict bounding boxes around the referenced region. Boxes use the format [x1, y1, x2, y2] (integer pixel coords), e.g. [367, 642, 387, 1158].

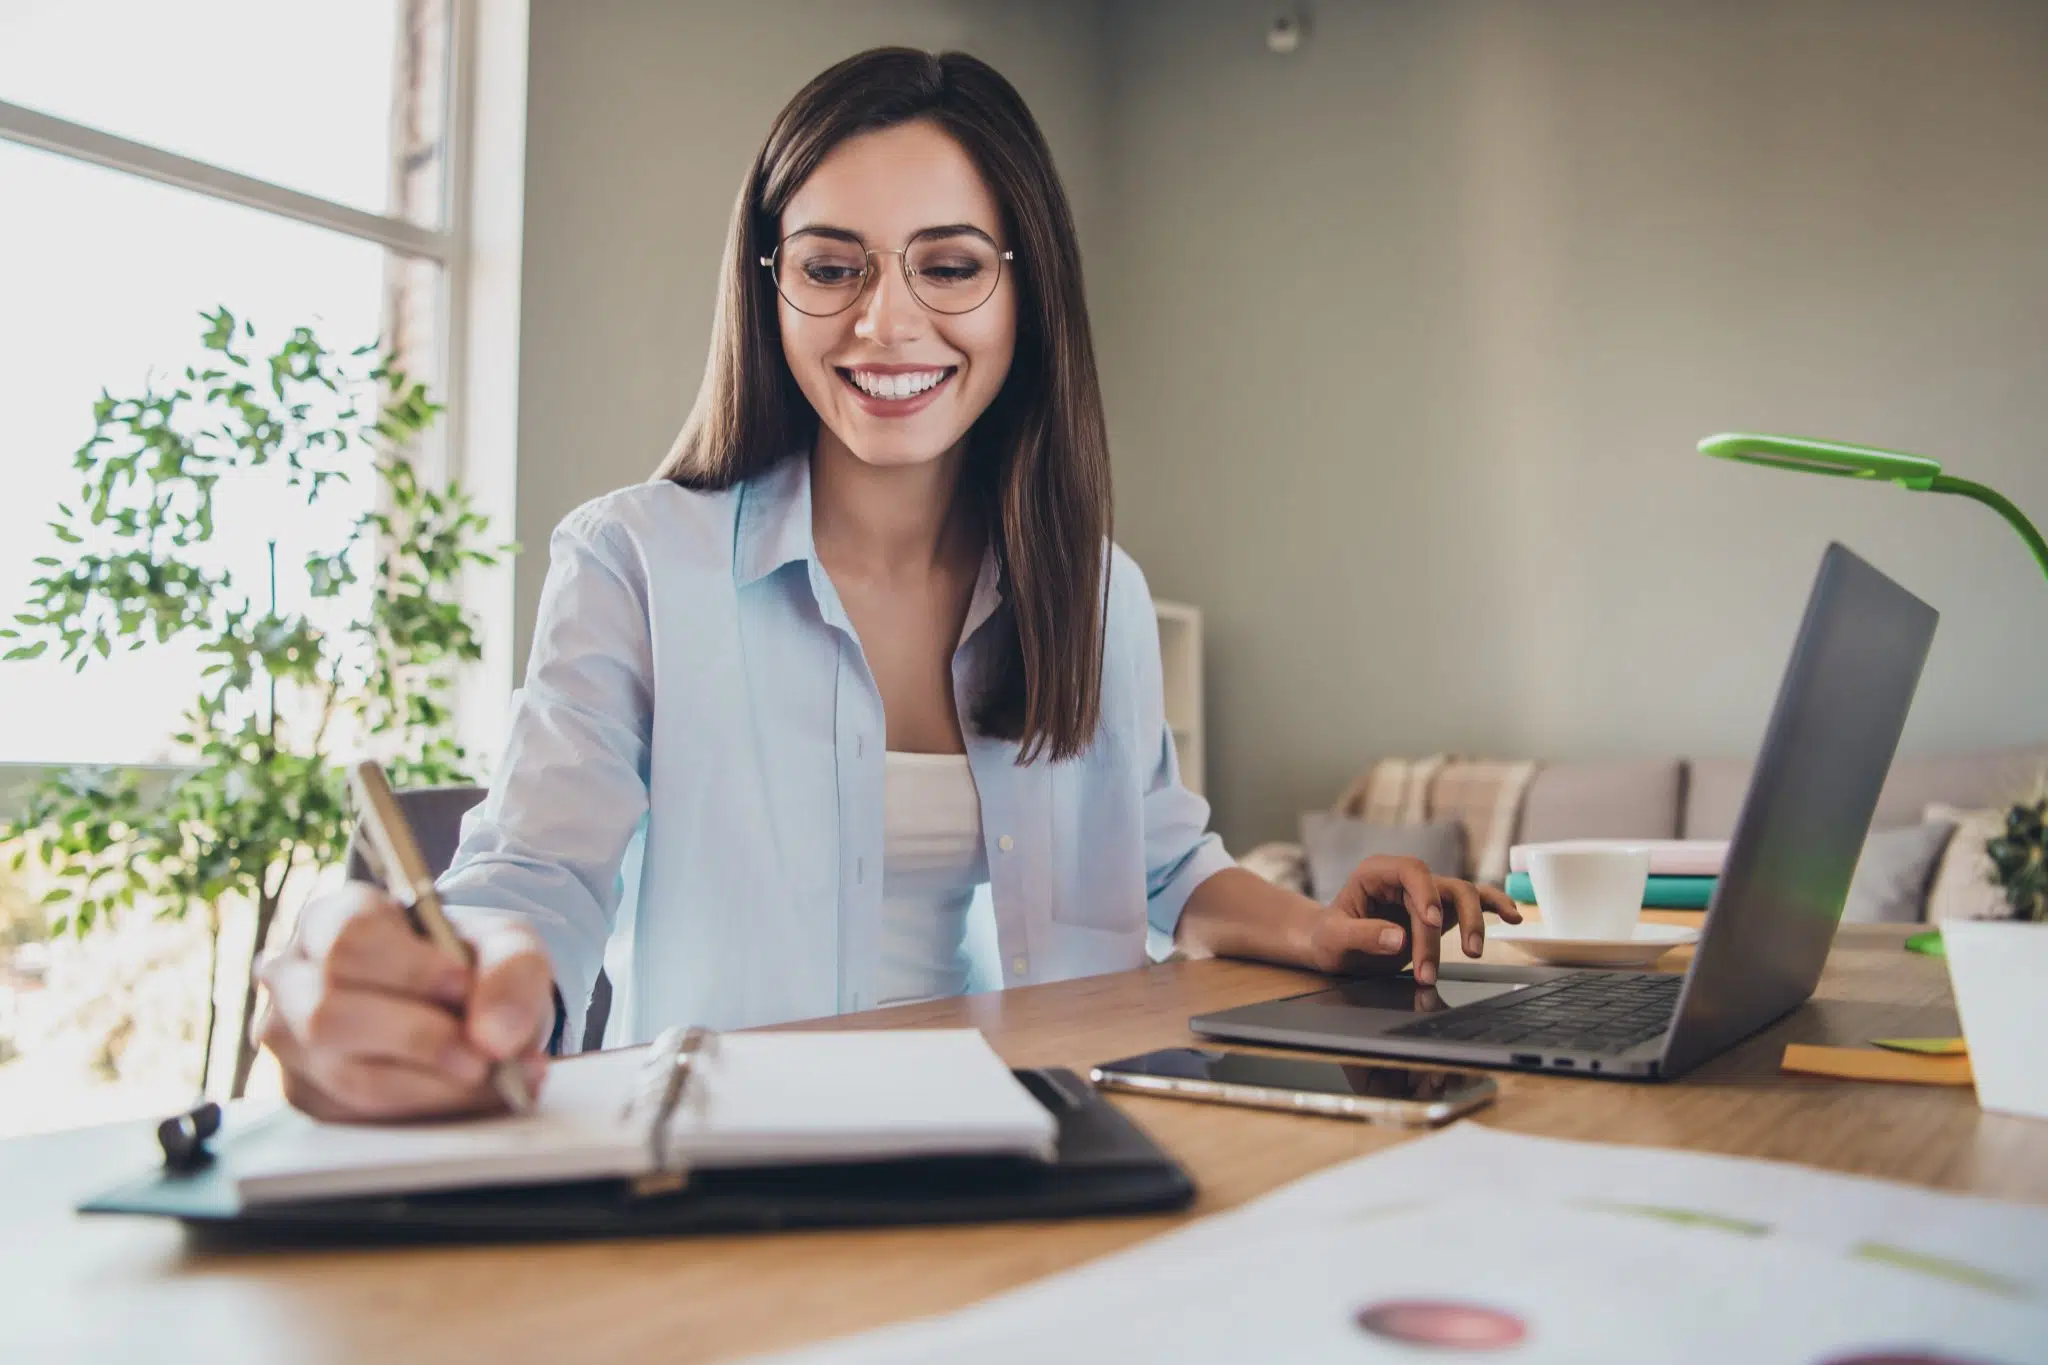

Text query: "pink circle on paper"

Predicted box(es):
[1355, 1299, 1529, 1350]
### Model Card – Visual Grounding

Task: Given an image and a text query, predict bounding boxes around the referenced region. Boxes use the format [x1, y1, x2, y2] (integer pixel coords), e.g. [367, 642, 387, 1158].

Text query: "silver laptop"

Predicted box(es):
[1191, 543, 1937, 1081]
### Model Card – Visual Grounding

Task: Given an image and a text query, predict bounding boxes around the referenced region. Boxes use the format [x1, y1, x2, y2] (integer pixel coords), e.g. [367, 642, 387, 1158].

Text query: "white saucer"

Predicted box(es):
[1490, 922, 1699, 968]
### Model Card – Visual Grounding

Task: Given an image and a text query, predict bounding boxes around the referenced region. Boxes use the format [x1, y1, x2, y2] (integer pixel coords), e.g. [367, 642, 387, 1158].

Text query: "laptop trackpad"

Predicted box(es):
[1294, 976, 1532, 1023]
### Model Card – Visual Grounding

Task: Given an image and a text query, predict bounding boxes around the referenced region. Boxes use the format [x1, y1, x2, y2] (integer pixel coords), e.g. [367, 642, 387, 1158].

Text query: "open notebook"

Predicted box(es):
[224, 1029, 1059, 1206]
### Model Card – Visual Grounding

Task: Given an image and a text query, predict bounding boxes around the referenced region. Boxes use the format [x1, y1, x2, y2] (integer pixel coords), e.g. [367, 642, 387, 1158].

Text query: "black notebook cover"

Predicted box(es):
[79, 1068, 1194, 1244]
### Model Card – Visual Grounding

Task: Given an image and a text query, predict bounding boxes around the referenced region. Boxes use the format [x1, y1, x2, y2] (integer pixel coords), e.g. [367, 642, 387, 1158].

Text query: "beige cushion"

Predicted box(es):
[1923, 804, 2013, 922]
[1517, 760, 1683, 845]
[1423, 760, 1537, 884]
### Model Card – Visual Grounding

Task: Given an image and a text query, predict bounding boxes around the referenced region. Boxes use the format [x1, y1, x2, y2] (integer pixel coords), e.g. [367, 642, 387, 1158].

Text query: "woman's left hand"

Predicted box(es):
[1310, 855, 1524, 985]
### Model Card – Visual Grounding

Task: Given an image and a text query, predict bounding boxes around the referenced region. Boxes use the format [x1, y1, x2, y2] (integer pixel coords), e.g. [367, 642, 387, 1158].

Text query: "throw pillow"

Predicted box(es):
[1840, 821, 1957, 923]
[1300, 812, 1468, 904]
[1922, 804, 2014, 923]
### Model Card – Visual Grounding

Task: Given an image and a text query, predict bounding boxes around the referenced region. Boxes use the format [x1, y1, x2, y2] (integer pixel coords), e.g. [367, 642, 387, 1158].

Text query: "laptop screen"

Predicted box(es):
[1660, 543, 1937, 1077]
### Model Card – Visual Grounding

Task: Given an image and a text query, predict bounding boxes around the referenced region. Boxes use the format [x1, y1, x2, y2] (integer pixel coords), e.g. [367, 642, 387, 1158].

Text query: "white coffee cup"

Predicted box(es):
[1524, 845, 1651, 940]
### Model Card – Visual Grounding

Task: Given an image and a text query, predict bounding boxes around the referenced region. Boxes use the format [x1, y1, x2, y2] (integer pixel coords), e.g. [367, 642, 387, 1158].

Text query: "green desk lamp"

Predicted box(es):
[1701, 432, 2048, 958]
[1698, 432, 2048, 583]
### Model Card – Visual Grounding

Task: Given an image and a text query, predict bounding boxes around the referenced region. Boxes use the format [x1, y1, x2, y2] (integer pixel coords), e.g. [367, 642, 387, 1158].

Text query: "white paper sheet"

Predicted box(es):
[1234, 1125, 2048, 1297]
[749, 1126, 2048, 1364]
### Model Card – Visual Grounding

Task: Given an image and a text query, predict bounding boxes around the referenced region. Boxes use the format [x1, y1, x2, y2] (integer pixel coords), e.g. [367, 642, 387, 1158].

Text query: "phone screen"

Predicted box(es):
[1094, 1048, 1491, 1103]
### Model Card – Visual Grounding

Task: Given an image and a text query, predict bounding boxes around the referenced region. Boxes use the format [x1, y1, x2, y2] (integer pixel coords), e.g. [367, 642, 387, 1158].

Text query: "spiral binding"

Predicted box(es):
[623, 1025, 718, 1197]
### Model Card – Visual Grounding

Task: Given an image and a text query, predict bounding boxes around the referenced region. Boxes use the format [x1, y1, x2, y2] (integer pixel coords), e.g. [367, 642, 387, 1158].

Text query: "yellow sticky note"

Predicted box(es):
[1780, 1044, 1974, 1087]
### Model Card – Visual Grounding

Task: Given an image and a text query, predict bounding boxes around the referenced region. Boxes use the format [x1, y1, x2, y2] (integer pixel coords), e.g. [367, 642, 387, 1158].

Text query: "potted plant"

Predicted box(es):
[1942, 789, 2048, 1121]
[1, 309, 513, 1099]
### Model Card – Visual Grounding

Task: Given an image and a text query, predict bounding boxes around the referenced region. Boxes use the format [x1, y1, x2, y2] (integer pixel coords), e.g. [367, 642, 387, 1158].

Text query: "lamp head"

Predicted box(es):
[1698, 433, 1942, 491]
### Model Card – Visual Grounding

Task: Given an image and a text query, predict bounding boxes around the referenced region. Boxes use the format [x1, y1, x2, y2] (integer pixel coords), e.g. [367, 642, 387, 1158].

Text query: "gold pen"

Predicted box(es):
[347, 759, 536, 1115]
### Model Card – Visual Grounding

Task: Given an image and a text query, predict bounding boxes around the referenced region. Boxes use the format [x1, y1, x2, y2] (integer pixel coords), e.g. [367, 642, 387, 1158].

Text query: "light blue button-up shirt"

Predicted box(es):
[437, 454, 1232, 1048]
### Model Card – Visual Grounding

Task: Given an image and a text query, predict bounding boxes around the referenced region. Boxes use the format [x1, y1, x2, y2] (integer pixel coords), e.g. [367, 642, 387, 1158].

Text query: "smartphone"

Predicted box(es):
[1089, 1047, 1496, 1127]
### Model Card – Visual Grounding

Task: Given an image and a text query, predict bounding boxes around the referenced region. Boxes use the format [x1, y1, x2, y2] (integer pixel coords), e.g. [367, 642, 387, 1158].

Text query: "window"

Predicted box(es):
[0, 0, 457, 766]
[0, 0, 468, 1134]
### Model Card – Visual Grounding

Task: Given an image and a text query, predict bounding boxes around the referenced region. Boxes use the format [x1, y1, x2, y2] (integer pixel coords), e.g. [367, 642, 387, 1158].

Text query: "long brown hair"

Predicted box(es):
[655, 48, 1111, 763]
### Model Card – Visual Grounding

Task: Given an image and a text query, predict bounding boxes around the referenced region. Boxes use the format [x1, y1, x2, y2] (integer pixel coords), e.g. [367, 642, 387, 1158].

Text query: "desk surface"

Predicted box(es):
[5, 924, 2043, 1365]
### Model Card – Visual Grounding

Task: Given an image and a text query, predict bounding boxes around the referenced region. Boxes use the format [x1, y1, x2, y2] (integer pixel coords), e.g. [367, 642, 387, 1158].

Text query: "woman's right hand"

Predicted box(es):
[255, 882, 556, 1121]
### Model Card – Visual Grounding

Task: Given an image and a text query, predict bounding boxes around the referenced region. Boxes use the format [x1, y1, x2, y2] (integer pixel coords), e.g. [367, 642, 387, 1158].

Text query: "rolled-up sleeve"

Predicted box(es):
[1118, 556, 1234, 941]
[437, 505, 654, 1032]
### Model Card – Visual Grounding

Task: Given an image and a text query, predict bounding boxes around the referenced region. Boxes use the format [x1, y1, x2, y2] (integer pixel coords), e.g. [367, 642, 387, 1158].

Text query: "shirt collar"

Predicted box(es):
[732, 453, 815, 588]
[732, 451, 1006, 640]
[960, 541, 1004, 647]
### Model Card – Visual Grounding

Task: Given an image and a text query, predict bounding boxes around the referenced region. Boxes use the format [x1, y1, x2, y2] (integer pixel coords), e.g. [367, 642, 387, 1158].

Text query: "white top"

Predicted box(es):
[875, 751, 989, 1006]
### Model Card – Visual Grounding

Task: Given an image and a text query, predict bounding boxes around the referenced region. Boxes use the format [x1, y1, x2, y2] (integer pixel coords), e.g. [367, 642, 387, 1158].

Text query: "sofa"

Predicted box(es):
[1517, 743, 2048, 844]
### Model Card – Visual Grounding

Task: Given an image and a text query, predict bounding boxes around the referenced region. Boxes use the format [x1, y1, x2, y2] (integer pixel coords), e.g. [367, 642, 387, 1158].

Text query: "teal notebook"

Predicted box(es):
[1504, 873, 1715, 910]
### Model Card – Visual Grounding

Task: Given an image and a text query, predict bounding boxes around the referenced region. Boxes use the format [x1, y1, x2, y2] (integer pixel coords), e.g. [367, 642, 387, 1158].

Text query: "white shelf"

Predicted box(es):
[1154, 599, 1204, 796]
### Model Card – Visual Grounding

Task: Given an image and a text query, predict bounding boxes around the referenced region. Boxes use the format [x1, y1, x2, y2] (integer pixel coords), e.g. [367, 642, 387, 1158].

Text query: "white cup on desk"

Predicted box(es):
[1524, 845, 1651, 940]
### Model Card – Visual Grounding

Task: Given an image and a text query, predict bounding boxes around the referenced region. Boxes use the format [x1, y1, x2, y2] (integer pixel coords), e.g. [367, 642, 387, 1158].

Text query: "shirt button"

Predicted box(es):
[1012, 956, 1029, 975]
[998, 835, 1015, 853]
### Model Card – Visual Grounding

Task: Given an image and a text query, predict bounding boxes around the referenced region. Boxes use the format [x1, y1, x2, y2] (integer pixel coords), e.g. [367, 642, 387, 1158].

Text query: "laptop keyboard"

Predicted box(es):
[1387, 972, 1683, 1055]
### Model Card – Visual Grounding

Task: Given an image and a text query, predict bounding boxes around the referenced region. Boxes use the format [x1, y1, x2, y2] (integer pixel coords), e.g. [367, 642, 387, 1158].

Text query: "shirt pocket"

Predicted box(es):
[1046, 751, 1148, 932]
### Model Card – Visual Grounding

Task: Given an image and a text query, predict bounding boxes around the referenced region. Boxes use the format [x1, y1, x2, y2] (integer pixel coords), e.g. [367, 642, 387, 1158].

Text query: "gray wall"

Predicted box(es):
[515, 0, 1109, 664]
[514, 0, 2048, 854]
[1097, 0, 2048, 848]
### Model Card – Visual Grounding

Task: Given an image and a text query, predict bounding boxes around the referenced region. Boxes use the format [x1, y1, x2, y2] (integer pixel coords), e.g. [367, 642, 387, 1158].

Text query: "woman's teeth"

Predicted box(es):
[846, 368, 948, 400]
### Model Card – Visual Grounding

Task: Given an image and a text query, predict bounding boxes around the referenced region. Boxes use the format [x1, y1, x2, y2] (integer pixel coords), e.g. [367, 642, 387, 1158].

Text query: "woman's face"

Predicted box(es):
[775, 119, 1017, 470]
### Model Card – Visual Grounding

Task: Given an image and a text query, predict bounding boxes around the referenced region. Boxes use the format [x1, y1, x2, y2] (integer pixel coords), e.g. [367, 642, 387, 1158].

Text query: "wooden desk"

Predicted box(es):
[4, 925, 2043, 1364]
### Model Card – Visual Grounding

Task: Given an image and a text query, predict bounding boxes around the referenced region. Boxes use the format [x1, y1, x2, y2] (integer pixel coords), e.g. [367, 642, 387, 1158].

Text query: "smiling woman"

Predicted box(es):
[256, 46, 1521, 1126]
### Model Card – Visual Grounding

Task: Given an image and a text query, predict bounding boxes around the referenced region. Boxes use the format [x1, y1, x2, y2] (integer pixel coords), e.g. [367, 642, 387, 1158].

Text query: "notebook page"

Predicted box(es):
[227, 1029, 1054, 1205]
[231, 1046, 648, 1205]
[674, 1030, 1058, 1167]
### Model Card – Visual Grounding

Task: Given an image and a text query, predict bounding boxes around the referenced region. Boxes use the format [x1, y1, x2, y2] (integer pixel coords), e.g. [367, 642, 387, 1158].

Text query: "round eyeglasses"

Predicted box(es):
[760, 227, 1014, 317]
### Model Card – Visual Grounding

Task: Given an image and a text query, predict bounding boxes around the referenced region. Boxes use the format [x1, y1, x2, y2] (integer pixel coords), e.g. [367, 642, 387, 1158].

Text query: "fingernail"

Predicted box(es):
[440, 1043, 486, 1084]
[478, 1005, 532, 1057]
[437, 967, 470, 1000]
[1378, 925, 1405, 951]
[1417, 960, 1436, 984]
[1423, 903, 1442, 928]
[1467, 932, 1483, 955]
[522, 1055, 549, 1091]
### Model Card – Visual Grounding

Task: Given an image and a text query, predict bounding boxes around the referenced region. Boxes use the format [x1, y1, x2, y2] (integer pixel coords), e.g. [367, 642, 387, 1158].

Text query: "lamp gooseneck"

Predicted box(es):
[1928, 475, 2048, 583]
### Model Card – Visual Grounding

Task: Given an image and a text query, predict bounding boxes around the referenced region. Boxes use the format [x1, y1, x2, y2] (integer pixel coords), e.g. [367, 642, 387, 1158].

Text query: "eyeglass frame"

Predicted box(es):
[758, 225, 1017, 317]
